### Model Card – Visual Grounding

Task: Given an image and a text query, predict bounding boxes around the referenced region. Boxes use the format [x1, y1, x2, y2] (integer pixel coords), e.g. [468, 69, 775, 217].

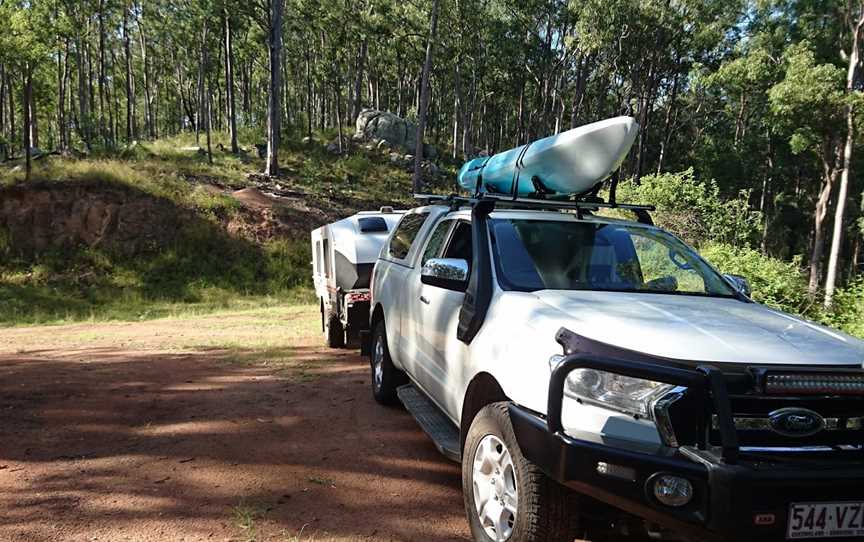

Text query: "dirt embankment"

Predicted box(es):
[0, 180, 327, 257]
[0, 181, 191, 256]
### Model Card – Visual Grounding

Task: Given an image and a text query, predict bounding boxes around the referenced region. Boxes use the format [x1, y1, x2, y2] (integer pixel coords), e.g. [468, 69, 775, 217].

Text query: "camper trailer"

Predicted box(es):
[311, 208, 406, 347]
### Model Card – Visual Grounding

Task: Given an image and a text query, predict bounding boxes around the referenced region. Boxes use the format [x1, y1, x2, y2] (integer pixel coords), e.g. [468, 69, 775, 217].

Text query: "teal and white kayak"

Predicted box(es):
[457, 116, 639, 197]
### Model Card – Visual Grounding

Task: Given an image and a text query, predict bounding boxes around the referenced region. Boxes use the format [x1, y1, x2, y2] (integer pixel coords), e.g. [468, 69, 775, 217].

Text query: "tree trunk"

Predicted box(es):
[87, 32, 96, 137]
[334, 80, 344, 154]
[196, 23, 207, 144]
[656, 69, 680, 174]
[809, 143, 840, 296]
[76, 32, 90, 149]
[28, 80, 38, 149]
[98, 0, 108, 145]
[137, 7, 155, 139]
[265, 0, 284, 176]
[352, 39, 367, 121]
[23, 65, 32, 181]
[9, 65, 16, 157]
[305, 45, 312, 138]
[824, 10, 863, 306]
[58, 38, 67, 152]
[205, 84, 213, 164]
[0, 64, 6, 160]
[124, 2, 135, 142]
[760, 129, 774, 252]
[412, 0, 440, 193]
[224, 9, 239, 153]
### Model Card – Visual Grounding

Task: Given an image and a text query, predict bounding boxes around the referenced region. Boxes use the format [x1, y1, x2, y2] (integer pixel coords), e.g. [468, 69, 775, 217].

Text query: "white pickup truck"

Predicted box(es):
[367, 195, 864, 542]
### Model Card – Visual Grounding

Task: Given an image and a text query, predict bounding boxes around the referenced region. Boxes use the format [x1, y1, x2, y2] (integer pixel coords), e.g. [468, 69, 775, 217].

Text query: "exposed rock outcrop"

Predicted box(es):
[354, 108, 438, 159]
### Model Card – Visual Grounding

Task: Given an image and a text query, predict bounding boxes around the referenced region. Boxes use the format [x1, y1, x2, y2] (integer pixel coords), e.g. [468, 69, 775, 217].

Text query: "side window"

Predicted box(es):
[315, 241, 322, 275]
[443, 221, 473, 271]
[323, 239, 331, 278]
[388, 212, 430, 260]
[421, 219, 453, 266]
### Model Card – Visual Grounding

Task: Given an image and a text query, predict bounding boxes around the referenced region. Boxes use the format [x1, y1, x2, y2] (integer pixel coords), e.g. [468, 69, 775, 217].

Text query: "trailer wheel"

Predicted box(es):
[324, 308, 344, 348]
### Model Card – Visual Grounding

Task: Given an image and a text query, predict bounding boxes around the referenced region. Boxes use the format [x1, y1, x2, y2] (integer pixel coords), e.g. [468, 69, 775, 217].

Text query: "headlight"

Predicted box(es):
[564, 369, 677, 420]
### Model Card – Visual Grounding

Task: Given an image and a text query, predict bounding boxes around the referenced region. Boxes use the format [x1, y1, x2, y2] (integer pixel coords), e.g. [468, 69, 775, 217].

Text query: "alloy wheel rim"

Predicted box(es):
[373, 336, 384, 389]
[472, 434, 517, 541]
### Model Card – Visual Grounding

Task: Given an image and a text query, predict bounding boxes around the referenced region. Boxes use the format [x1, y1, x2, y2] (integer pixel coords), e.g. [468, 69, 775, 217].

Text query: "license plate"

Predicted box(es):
[788, 502, 864, 539]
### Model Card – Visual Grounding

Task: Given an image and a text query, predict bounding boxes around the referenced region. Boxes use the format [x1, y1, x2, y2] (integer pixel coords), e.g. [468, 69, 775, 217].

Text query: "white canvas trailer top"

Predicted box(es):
[311, 207, 406, 293]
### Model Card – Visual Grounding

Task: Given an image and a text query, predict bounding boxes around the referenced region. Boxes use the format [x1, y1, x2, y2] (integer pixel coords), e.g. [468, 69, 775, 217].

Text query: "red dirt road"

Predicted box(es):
[0, 308, 469, 541]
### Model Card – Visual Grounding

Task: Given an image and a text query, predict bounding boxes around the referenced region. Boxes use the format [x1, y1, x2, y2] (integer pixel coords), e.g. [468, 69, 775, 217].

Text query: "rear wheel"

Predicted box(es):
[370, 320, 406, 405]
[463, 402, 581, 542]
[323, 307, 344, 348]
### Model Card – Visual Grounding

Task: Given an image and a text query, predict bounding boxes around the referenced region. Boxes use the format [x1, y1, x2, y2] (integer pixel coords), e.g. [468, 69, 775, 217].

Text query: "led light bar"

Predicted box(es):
[765, 373, 864, 396]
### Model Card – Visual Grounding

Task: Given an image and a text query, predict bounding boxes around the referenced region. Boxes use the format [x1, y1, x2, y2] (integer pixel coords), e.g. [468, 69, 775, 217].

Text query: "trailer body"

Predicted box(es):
[311, 208, 405, 347]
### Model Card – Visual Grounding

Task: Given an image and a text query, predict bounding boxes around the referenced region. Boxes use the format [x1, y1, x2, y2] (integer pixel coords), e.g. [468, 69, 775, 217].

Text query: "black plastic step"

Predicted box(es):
[397, 384, 461, 462]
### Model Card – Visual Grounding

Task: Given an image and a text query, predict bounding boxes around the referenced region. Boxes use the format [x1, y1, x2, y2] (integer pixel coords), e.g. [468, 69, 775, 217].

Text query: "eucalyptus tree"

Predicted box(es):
[0, 0, 55, 179]
[825, 0, 864, 306]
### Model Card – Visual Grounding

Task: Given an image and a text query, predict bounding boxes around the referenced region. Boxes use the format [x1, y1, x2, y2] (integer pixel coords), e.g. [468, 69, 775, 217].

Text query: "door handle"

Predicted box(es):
[420, 295, 430, 305]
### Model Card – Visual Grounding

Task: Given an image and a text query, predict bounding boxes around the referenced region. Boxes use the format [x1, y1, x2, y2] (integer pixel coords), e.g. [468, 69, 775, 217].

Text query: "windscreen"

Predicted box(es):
[489, 219, 735, 297]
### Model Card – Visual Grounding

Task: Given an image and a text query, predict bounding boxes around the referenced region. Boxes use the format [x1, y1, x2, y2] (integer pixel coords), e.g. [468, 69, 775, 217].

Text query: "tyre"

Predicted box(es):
[369, 320, 407, 405]
[463, 402, 581, 542]
[324, 307, 344, 348]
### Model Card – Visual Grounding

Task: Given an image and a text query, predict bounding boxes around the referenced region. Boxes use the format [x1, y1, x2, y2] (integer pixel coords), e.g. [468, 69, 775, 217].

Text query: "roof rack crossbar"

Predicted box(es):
[413, 193, 655, 213]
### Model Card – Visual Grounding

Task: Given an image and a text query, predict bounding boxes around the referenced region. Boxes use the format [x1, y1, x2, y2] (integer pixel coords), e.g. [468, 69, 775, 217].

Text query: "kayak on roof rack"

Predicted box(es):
[457, 116, 639, 198]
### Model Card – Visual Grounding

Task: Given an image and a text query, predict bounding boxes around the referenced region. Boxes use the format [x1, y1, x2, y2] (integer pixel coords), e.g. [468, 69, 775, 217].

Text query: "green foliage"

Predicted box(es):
[700, 243, 811, 315]
[820, 279, 864, 338]
[768, 42, 845, 155]
[616, 169, 761, 247]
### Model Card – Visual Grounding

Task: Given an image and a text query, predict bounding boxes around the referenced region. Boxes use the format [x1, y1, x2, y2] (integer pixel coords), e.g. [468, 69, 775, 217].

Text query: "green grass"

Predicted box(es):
[233, 500, 272, 542]
[0, 232, 315, 326]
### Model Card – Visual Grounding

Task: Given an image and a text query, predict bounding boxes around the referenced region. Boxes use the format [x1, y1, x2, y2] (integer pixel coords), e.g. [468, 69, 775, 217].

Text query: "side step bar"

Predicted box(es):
[397, 384, 461, 462]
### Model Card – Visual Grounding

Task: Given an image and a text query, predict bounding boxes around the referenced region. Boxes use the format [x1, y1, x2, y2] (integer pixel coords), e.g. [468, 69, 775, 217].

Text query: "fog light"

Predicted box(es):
[652, 474, 693, 507]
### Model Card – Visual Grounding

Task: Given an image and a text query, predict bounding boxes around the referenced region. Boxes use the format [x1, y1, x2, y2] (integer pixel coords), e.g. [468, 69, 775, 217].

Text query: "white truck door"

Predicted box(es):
[406, 217, 455, 393]
[414, 220, 472, 418]
[379, 211, 431, 367]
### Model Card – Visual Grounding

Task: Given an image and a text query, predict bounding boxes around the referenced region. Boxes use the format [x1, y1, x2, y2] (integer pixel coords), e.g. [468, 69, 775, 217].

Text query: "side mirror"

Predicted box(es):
[421, 258, 469, 291]
[724, 274, 751, 297]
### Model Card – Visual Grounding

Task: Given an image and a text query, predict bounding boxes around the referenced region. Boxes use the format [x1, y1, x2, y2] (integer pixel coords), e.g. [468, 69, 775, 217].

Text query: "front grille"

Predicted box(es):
[711, 390, 864, 449]
[711, 414, 864, 432]
[665, 368, 864, 453]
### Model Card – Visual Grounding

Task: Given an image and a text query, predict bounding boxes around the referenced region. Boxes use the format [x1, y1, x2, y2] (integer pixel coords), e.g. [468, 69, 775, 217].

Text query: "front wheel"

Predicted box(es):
[463, 402, 581, 542]
[369, 320, 406, 405]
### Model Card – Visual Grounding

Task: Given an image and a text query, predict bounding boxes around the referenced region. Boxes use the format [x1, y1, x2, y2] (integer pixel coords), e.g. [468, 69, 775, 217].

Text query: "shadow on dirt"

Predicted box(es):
[0, 345, 467, 541]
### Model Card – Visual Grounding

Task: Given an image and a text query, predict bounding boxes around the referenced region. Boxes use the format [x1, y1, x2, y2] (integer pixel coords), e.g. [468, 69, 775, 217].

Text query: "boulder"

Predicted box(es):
[355, 108, 418, 152]
[301, 136, 313, 145]
[325, 142, 341, 154]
